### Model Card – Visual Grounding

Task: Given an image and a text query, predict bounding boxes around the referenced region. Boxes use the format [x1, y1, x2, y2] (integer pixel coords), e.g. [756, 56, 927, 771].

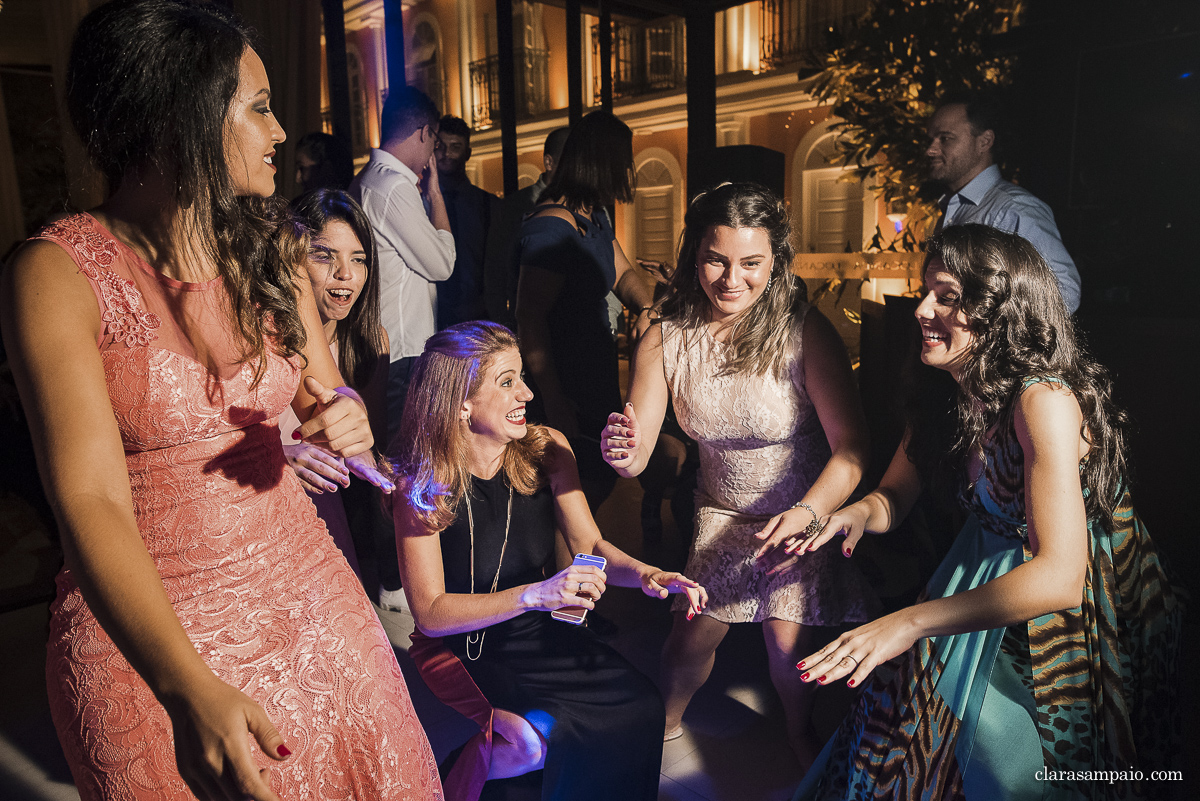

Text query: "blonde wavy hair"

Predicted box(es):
[390, 321, 550, 532]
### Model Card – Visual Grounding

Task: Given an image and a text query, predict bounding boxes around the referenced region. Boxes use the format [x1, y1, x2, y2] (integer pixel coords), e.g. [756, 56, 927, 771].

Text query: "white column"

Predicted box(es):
[370, 21, 388, 101]
[456, 0, 475, 122]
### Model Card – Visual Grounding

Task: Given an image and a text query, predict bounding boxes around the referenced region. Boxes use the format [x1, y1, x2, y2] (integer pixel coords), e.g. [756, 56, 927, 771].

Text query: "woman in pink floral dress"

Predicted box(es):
[0, 2, 442, 799]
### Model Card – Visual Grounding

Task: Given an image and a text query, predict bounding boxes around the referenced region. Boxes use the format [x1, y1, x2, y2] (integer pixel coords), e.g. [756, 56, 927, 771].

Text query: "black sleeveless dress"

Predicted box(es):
[436, 472, 665, 800]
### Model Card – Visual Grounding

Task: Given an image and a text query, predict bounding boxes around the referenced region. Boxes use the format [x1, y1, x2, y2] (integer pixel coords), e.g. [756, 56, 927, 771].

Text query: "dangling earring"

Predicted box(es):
[765, 272, 775, 292]
[463, 412, 472, 426]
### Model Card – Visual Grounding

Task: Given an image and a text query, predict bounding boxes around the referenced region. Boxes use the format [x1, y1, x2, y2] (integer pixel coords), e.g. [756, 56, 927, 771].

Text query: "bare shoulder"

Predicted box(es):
[5, 238, 86, 284]
[800, 304, 853, 381]
[393, 495, 441, 540]
[636, 320, 665, 355]
[2, 239, 100, 334]
[1013, 380, 1084, 451]
[528, 204, 579, 229]
[542, 426, 575, 459]
[540, 425, 580, 471]
[801, 304, 842, 350]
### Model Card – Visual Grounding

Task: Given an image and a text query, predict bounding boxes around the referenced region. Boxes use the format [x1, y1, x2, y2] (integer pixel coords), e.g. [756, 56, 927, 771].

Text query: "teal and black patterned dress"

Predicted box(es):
[795, 380, 1182, 800]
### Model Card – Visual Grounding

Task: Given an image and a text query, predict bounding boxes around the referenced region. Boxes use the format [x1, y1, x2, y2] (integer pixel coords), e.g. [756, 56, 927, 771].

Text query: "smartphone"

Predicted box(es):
[550, 553, 607, 625]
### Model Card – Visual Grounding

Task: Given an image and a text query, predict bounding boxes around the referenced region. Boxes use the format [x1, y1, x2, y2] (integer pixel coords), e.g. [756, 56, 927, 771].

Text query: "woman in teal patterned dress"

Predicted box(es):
[791, 224, 1181, 799]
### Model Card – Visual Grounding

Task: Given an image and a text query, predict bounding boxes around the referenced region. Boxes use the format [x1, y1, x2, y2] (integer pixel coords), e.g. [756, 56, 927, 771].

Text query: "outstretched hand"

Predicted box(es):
[796, 610, 920, 689]
[641, 570, 708, 620]
[166, 676, 290, 801]
[601, 402, 641, 471]
[293, 377, 373, 459]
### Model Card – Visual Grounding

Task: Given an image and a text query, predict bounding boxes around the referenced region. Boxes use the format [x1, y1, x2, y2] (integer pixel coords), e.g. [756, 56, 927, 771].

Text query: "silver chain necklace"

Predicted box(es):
[465, 480, 514, 661]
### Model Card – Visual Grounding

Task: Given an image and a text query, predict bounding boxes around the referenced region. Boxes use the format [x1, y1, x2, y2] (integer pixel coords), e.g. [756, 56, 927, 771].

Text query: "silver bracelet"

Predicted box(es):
[792, 500, 823, 536]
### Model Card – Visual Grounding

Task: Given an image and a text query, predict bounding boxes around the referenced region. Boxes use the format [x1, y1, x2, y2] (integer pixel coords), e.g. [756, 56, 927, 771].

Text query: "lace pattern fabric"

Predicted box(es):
[661, 309, 876, 626]
[34, 214, 442, 800]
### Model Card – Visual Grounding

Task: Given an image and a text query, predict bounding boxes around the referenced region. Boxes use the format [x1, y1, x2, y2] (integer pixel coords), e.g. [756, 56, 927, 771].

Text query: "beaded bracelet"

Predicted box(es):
[793, 501, 824, 537]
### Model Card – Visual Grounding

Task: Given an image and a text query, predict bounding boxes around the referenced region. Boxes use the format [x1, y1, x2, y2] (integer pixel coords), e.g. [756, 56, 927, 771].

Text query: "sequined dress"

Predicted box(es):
[661, 306, 876, 624]
[35, 214, 443, 801]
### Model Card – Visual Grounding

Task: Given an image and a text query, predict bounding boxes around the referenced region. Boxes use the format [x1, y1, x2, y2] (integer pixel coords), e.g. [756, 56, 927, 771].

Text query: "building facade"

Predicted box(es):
[336, 0, 895, 265]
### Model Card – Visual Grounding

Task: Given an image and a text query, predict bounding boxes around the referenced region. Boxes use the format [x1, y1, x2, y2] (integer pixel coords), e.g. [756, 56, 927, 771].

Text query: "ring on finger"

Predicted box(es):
[842, 654, 859, 667]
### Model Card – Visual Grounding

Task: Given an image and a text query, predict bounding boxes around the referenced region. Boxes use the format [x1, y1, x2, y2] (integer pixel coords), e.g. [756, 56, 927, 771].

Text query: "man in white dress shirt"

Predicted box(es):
[350, 86, 456, 442]
[926, 92, 1081, 312]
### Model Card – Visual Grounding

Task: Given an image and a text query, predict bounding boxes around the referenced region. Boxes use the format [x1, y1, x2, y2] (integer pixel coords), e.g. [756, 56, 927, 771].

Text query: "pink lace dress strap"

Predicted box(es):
[32, 214, 161, 349]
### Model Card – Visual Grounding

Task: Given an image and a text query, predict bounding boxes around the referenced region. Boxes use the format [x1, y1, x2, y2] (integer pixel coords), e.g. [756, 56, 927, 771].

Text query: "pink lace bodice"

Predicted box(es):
[34, 214, 441, 800]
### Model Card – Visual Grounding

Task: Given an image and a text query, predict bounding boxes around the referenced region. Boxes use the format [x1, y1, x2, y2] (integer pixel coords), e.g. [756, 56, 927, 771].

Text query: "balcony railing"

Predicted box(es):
[469, 47, 550, 130]
[760, 0, 868, 69]
[592, 16, 686, 104]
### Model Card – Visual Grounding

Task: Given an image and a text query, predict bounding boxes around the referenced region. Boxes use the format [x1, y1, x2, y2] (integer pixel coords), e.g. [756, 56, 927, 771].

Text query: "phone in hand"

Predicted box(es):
[550, 553, 607, 625]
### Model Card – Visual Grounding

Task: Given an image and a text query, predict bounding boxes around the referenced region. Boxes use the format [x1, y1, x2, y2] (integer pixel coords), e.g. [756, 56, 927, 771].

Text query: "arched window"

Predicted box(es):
[799, 131, 864, 253]
[408, 15, 446, 114]
[632, 156, 680, 264]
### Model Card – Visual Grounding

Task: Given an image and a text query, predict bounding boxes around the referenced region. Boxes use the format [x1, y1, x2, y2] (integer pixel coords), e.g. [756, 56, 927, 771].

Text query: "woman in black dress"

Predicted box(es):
[514, 110, 656, 509]
[392, 321, 706, 801]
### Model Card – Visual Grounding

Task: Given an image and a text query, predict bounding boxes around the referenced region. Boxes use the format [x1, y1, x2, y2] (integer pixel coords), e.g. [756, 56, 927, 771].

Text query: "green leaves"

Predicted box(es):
[809, 0, 1022, 239]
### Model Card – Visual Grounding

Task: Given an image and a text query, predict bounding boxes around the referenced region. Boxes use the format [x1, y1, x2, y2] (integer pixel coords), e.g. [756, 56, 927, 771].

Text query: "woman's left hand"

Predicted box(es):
[641, 570, 708, 619]
[796, 611, 920, 688]
[752, 507, 825, 576]
[293, 377, 374, 459]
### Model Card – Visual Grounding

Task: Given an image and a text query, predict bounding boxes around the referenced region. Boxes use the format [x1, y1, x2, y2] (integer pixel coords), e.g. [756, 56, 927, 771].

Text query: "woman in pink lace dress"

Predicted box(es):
[602, 183, 877, 769]
[0, 2, 442, 800]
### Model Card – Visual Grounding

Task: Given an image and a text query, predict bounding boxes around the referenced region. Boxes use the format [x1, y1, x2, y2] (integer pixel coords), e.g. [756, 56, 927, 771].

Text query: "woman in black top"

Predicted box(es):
[514, 110, 656, 508]
[391, 321, 706, 801]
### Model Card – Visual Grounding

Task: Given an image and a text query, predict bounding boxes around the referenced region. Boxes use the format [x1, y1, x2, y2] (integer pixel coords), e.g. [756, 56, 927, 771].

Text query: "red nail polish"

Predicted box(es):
[800, 672, 810, 681]
[843, 549, 851, 556]
[278, 744, 292, 757]
[796, 661, 806, 669]
[817, 675, 827, 683]
[847, 679, 855, 687]
[291, 430, 301, 440]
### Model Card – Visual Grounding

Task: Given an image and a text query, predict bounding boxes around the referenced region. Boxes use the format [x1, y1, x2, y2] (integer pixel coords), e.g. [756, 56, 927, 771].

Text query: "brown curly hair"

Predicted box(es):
[909, 224, 1129, 529]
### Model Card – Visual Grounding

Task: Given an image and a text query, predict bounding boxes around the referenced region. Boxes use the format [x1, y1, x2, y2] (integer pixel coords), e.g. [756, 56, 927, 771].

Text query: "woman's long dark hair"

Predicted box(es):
[659, 182, 804, 379]
[290, 190, 386, 391]
[67, 0, 306, 378]
[540, 110, 635, 212]
[908, 224, 1129, 528]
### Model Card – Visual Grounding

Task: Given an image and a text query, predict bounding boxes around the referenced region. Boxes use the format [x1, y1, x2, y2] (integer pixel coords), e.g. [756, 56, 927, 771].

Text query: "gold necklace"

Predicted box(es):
[465, 480, 513, 661]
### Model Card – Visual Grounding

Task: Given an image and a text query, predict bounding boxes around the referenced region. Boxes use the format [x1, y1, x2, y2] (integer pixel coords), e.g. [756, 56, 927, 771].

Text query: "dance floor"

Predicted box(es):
[2, 469, 1196, 799]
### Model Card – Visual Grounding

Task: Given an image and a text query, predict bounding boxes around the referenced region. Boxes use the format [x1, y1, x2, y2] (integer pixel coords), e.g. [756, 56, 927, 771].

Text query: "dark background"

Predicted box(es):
[1007, 0, 1199, 600]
